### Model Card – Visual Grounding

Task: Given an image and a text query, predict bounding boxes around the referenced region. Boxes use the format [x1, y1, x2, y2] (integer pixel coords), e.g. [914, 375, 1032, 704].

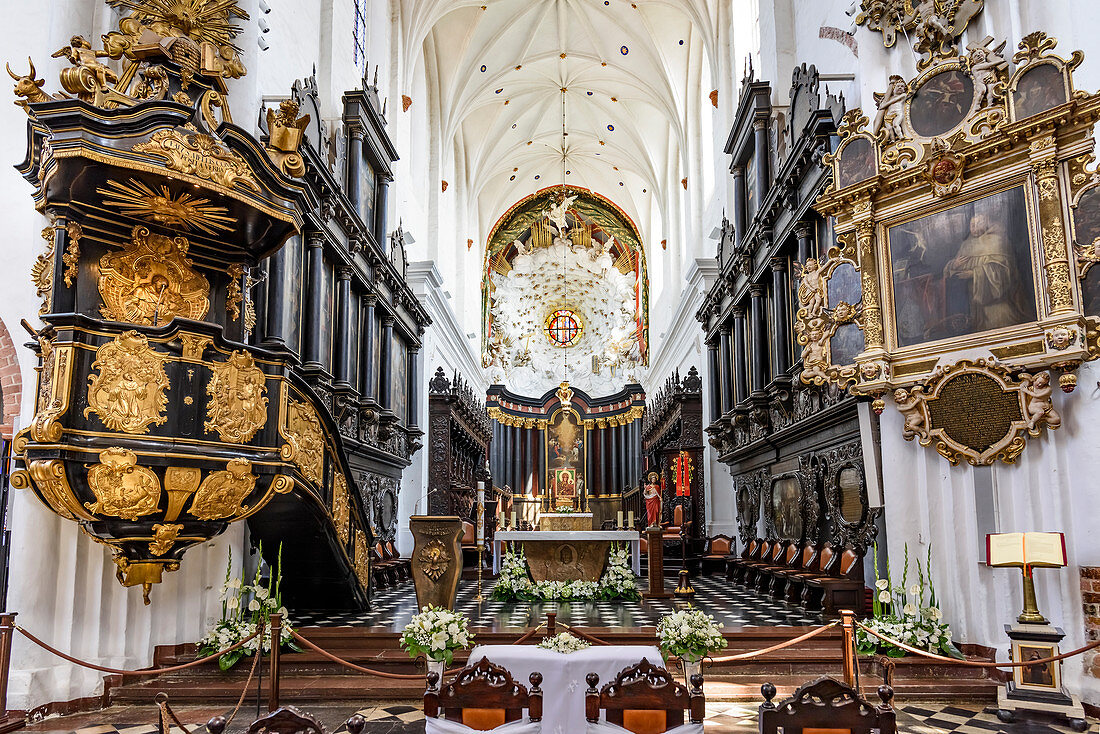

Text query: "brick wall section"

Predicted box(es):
[0, 320, 22, 439]
[1082, 566, 1100, 678]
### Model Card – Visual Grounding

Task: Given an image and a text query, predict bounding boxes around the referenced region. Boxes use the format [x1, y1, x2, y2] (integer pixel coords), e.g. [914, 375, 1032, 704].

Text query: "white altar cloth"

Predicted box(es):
[467, 644, 662, 734]
[491, 530, 641, 576]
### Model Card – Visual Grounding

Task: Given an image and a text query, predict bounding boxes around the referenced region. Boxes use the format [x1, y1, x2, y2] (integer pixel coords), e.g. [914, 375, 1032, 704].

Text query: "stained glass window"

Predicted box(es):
[545, 309, 582, 347]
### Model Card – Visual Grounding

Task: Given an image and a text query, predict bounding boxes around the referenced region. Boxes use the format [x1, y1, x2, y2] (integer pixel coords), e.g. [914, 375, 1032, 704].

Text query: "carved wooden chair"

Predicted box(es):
[758, 677, 896, 734]
[803, 547, 866, 616]
[585, 659, 704, 734]
[460, 520, 483, 569]
[725, 538, 761, 582]
[208, 706, 323, 734]
[423, 657, 543, 731]
[661, 504, 690, 562]
[698, 534, 735, 576]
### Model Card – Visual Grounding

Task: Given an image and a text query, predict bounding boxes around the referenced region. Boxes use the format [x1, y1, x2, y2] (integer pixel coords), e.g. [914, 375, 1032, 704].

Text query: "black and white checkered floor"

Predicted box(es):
[290, 575, 822, 630]
[50, 702, 1097, 734]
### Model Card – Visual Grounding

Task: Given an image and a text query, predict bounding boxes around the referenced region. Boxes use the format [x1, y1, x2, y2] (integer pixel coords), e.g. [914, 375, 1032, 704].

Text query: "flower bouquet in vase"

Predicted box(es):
[657, 608, 727, 686]
[400, 605, 473, 683]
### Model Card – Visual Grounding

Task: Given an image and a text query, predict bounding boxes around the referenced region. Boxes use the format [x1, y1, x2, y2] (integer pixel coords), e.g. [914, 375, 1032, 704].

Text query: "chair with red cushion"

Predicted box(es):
[585, 659, 704, 734]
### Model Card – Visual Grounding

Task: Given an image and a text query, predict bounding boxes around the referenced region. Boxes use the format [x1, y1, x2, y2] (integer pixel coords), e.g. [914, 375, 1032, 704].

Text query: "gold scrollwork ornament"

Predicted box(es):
[332, 471, 350, 547]
[85, 331, 170, 434]
[86, 447, 162, 520]
[189, 458, 257, 520]
[132, 127, 260, 192]
[354, 529, 370, 588]
[149, 523, 183, 556]
[99, 226, 210, 325]
[205, 350, 268, 443]
[281, 399, 324, 485]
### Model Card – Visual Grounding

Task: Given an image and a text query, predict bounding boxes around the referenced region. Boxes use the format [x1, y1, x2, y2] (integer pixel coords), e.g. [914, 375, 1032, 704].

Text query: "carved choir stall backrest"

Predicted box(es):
[8, 0, 427, 607]
[585, 659, 705, 734]
[427, 368, 492, 517]
[798, 25, 1100, 466]
[424, 658, 543, 728]
[759, 676, 897, 734]
[641, 367, 704, 546]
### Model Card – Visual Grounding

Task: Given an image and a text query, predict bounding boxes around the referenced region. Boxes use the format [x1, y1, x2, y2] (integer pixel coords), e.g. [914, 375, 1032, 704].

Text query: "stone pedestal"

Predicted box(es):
[643, 528, 672, 599]
[409, 515, 464, 611]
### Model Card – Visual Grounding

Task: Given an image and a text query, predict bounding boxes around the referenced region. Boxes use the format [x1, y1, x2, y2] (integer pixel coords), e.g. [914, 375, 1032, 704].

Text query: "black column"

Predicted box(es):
[302, 233, 325, 370]
[491, 421, 501, 485]
[584, 425, 593, 498]
[525, 425, 536, 495]
[264, 240, 288, 349]
[796, 222, 815, 264]
[333, 267, 353, 390]
[600, 426, 611, 495]
[379, 315, 394, 410]
[733, 308, 749, 403]
[375, 178, 390, 250]
[707, 340, 722, 423]
[771, 258, 791, 379]
[752, 119, 770, 212]
[750, 284, 768, 394]
[360, 294, 377, 400]
[611, 423, 622, 496]
[406, 345, 420, 428]
[346, 127, 364, 217]
[731, 165, 746, 245]
[535, 424, 545, 497]
[718, 325, 734, 413]
[510, 424, 521, 496]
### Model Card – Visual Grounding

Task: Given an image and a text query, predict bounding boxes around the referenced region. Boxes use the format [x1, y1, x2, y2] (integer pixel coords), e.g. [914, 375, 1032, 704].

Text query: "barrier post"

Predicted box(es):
[840, 610, 856, 687]
[0, 613, 16, 722]
[547, 612, 556, 637]
[268, 614, 281, 711]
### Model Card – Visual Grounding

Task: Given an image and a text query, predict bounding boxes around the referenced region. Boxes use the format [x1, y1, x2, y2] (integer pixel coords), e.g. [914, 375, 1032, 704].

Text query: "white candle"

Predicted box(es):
[617, 510, 624, 528]
[628, 511, 634, 529]
[510, 511, 517, 528]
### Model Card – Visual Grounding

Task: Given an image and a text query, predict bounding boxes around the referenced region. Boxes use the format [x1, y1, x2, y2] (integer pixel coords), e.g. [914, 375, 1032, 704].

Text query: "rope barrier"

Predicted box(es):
[556, 622, 612, 646]
[704, 620, 841, 664]
[854, 621, 1100, 669]
[222, 633, 263, 729]
[288, 628, 463, 680]
[155, 693, 195, 734]
[14, 624, 263, 675]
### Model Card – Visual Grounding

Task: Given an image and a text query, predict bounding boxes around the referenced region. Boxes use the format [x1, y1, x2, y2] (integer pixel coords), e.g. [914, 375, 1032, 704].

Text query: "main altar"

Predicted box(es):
[492, 528, 641, 580]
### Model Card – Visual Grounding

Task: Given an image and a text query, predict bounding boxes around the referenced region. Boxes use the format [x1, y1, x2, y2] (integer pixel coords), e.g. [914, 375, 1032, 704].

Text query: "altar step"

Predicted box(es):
[106, 626, 999, 706]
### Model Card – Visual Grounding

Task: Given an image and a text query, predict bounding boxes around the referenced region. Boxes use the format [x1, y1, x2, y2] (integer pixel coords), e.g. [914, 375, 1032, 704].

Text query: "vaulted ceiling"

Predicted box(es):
[400, 0, 719, 247]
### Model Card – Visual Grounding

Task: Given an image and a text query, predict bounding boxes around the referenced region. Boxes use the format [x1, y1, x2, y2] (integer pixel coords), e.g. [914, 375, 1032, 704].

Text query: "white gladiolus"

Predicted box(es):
[878, 591, 891, 603]
[908, 585, 920, 597]
[875, 579, 889, 590]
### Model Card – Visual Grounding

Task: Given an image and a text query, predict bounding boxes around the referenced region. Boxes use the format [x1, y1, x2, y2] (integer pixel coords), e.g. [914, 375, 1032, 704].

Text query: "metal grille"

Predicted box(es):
[353, 0, 368, 73]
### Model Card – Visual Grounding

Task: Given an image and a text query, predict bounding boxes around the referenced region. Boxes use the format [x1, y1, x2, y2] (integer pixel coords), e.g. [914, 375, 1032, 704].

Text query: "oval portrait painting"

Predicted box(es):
[910, 69, 974, 138]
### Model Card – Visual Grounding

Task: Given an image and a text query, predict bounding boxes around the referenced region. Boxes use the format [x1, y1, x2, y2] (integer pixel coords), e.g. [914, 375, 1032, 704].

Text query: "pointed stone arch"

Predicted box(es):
[0, 319, 22, 440]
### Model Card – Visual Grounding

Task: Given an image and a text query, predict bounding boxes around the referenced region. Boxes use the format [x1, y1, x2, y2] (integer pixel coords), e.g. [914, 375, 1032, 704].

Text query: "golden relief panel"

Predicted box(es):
[353, 529, 370, 588]
[85, 330, 170, 434]
[149, 523, 183, 556]
[281, 398, 324, 485]
[86, 447, 161, 520]
[99, 225, 210, 325]
[799, 30, 1100, 464]
[332, 470, 350, 547]
[205, 350, 268, 443]
[132, 127, 260, 192]
[189, 458, 257, 520]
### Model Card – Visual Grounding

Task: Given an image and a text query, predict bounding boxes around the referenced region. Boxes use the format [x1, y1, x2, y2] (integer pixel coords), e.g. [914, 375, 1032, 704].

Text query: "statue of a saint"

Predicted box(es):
[643, 470, 662, 530]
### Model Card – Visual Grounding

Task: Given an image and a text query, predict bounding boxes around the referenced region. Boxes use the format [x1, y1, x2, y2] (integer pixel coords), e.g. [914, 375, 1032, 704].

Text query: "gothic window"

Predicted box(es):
[353, 0, 368, 74]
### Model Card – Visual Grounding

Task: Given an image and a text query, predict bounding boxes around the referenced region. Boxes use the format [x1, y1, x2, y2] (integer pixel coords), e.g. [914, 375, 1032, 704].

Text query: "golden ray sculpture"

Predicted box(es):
[98, 178, 236, 234]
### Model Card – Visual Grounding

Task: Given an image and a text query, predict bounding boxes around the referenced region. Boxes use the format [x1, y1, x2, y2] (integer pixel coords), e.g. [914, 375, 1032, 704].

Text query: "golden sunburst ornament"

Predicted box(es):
[98, 178, 236, 235]
[106, 0, 250, 50]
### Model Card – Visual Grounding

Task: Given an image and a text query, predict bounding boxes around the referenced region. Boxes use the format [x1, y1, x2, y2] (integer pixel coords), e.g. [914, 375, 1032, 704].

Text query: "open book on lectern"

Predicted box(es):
[986, 532, 1067, 568]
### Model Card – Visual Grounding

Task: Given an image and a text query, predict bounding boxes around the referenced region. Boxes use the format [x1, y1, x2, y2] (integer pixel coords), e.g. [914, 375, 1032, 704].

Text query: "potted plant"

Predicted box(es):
[400, 605, 473, 682]
[656, 608, 727, 685]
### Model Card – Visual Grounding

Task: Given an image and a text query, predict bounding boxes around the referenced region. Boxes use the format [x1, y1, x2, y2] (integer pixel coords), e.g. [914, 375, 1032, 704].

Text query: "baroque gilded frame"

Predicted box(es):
[798, 31, 1100, 465]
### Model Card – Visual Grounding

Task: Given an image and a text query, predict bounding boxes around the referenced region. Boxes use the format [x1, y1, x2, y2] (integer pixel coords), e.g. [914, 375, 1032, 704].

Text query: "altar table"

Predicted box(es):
[492, 530, 641, 577]
[467, 644, 663, 734]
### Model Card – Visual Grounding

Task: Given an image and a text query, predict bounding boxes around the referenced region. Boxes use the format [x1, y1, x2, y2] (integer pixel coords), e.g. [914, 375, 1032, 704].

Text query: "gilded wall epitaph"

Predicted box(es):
[189, 458, 257, 520]
[205, 350, 268, 443]
[86, 447, 162, 519]
[99, 226, 210, 325]
[85, 331, 170, 433]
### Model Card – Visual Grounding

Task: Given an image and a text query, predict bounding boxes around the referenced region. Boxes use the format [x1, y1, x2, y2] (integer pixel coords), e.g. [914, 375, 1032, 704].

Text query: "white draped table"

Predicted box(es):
[491, 530, 641, 576]
[467, 644, 663, 734]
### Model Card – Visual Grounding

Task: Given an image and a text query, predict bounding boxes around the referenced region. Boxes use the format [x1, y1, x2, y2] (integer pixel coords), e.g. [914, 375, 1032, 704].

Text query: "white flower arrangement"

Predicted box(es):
[491, 544, 639, 602]
[536, 632, 591, 653]
[857, 543, 963, 659]
[656, 609, 727, 662]
[197, 544, 299, 671]
[400, 606, 473, 665]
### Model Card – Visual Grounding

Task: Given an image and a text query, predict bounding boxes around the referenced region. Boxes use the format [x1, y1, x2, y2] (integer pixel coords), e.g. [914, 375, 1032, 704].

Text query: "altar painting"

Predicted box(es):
[888, 186, 1036, 348]
[547, 409, 584, 502]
